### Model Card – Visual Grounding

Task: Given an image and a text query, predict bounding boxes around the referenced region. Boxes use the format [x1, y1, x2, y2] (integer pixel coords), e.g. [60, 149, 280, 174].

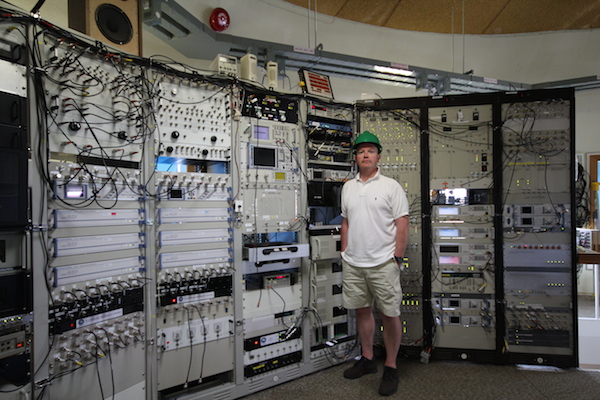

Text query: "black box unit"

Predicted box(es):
[0, 270, 31, 318]
[0, 93, 27, 230]
[308, 181, 343, 207]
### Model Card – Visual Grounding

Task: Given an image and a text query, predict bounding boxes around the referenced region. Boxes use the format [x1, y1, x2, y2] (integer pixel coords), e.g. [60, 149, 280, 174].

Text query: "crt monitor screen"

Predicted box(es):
[253, 146, 276, 167]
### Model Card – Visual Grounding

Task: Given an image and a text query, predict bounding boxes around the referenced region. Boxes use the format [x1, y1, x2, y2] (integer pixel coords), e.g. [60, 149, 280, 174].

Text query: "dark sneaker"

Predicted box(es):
[343, 356, 377, 379]
[379, 366, 399, 396]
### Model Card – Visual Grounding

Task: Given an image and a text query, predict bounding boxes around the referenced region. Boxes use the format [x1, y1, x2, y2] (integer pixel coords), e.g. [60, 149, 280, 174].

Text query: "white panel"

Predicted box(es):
[0, 59, 26, 97]
[242, 258, 301, 275]
[154, 76, 231, 161]
[310, 235, 341, 260]
[158, 316, 232, 351]
[242, 285, 302, 320]
[53, 233, 142, 257]
[504, 244, 572, 267]
[53, 257, 143, 286]
[159, 248, 231, 269]
[158, 228, 230, 246]
[579, 318, 600, 368]
[243, 312, 298, 334]
[244, 338, 302, 364]
[244, 243, 309, 262]
[43, 36, 144, 163]
[54, 209, 142, 228]
[158, 207, 230, 223]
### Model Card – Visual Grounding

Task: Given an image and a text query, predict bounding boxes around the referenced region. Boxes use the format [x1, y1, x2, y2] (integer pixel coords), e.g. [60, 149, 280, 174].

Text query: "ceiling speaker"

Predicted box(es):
[68, 0, 142, 56]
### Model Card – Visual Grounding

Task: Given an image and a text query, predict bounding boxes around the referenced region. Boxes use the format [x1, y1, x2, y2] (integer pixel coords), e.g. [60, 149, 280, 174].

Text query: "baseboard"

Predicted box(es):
[579, 364, 600, 371]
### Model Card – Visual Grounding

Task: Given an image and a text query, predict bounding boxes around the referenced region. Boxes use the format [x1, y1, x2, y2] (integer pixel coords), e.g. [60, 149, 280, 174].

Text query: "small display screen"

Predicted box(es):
[438, 228, 460, 237]
[253, 146, 276, 167]
[254, 126, 269, 140]
[169, 188, 184, 199]
[439, 245, 460, 253]
[439, 256, 461, 264]
[220, 55, 235, 64]
[438, 207, 460, 215]
[65, 184, 86, 199]
[522, 206, 533, 214]
[0, 272, 29, 318]
[449, 300, 460, 307]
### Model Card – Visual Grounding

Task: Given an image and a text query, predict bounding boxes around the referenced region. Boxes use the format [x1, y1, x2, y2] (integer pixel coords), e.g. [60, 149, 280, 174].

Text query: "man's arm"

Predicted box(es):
[341, 217, 348, 252]
[394, 215, 409, 259]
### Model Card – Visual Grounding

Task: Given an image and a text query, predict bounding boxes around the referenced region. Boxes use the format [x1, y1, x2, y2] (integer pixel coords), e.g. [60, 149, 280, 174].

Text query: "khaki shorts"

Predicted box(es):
[342, 258, 402, 317]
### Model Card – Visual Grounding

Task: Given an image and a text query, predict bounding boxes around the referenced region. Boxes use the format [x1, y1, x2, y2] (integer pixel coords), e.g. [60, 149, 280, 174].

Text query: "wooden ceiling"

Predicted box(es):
[283, 0, 600, 34]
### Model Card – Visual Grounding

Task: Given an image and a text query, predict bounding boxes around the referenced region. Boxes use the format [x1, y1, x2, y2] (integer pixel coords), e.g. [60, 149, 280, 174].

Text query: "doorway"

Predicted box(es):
[577, 154, 600, 369]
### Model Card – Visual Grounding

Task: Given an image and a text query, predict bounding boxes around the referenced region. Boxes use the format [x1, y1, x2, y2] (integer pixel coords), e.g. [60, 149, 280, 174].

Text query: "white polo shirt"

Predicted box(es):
[341, 168, 409, 267]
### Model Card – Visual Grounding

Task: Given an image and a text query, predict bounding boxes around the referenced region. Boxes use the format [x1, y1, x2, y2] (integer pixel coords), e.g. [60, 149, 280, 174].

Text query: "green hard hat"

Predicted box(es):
[353, 131, 382, 153]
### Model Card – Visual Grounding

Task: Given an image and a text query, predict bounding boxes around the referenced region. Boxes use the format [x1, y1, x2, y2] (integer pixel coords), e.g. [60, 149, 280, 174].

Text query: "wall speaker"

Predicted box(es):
[68, 0, 142, 56]
[267, 61, 278, 89]
[240, 53, 257, 82]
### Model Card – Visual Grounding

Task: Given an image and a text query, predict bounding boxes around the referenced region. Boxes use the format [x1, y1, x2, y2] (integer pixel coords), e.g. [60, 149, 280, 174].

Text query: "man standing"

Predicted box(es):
[340, 131, 409, 396]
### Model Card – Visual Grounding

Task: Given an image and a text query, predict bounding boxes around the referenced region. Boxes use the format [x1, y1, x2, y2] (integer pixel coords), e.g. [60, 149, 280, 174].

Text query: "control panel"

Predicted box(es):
[153, 74, 231, 161]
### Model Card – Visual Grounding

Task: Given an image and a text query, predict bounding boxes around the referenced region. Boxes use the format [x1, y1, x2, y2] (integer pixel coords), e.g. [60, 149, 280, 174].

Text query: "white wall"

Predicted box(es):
[579, 266, 595, 295]
[574, 89, 600, 161]
[10, 0, 67, 25]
